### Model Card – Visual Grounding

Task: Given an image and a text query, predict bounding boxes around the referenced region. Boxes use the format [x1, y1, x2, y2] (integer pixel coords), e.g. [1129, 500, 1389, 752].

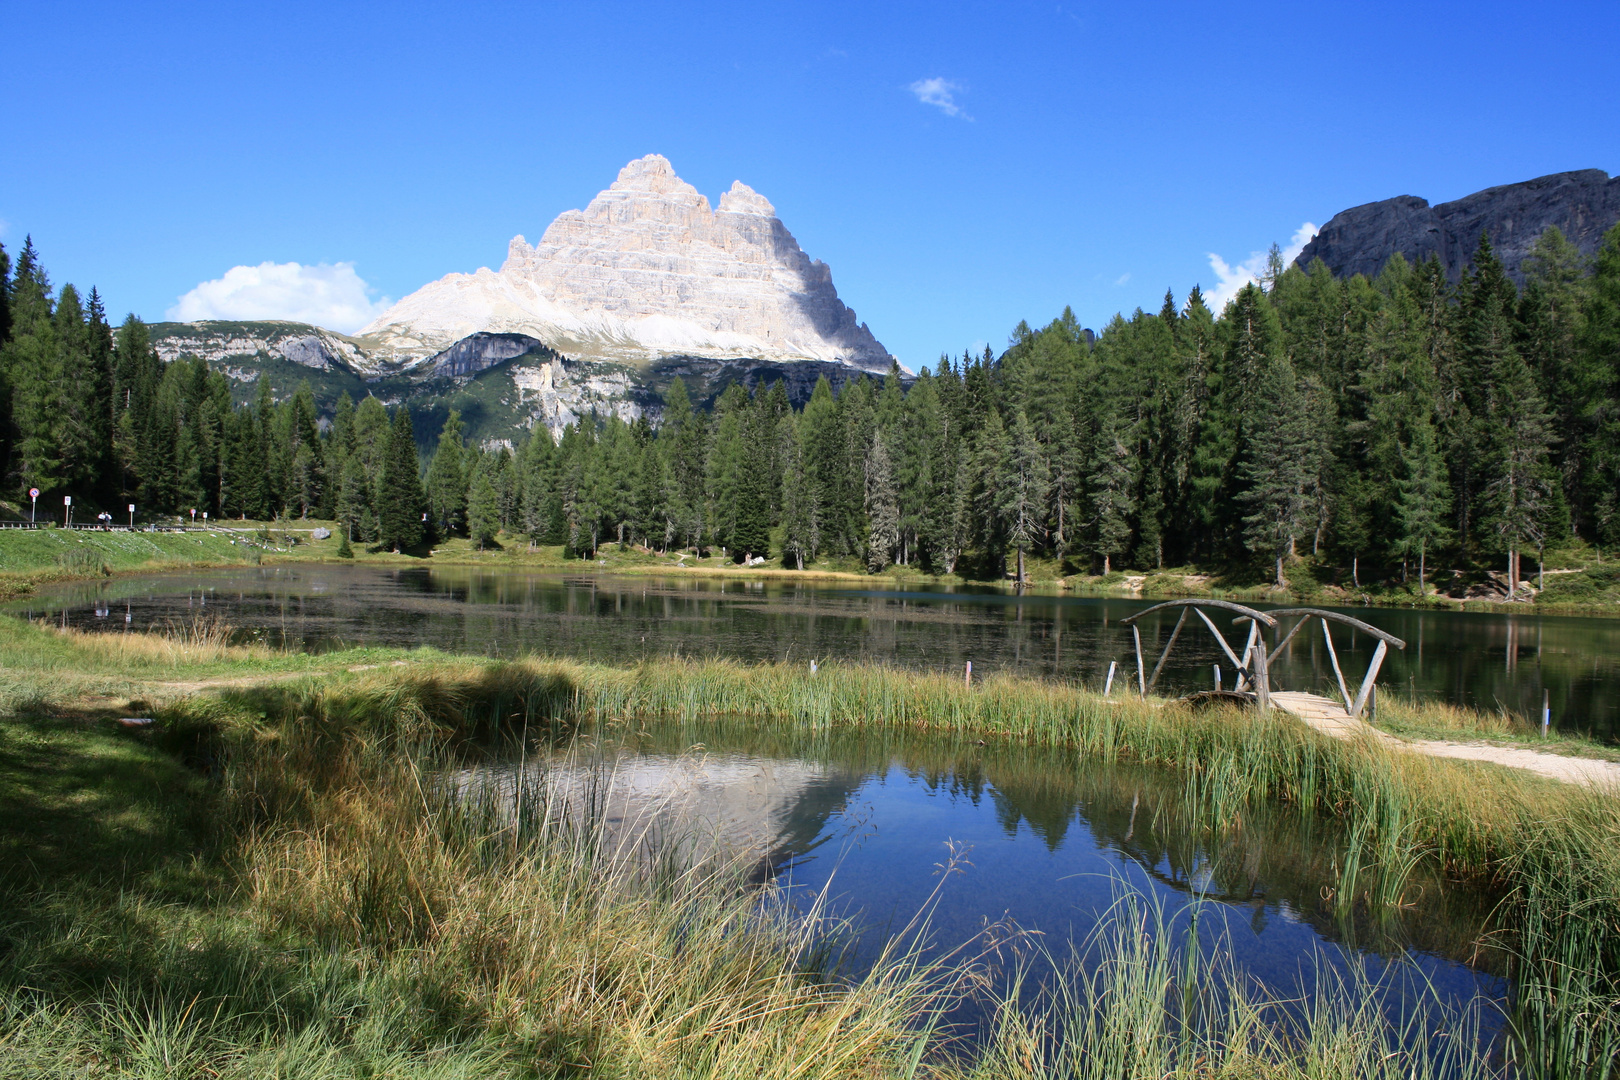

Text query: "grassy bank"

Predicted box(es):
[8, 523, 1620, 622]
[1, 617, 1616, 1075]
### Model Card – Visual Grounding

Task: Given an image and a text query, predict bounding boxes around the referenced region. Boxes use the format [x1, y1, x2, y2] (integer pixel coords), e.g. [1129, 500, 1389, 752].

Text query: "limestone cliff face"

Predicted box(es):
[1295, 169, 1620, 284]
[358, 155, 893, 371]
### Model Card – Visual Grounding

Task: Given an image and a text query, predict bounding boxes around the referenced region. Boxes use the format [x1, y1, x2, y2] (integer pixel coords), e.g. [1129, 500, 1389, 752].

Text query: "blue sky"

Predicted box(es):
[3, 1, 1617, 368]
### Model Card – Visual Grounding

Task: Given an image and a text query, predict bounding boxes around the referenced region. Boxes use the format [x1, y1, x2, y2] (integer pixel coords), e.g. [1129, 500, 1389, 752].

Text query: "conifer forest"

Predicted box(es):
[2, 224, 1618, 591]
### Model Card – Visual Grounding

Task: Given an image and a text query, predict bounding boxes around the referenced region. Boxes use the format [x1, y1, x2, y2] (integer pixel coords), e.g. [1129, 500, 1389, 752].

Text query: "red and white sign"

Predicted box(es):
[28, 488, 38, 499]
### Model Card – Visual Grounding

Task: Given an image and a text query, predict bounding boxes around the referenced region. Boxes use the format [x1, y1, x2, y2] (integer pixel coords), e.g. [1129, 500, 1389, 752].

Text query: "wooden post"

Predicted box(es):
[965, 660, 972, 688]
[1104, 660, 1117, 697]
[1542, 688, 1551, 738]
[1231, 618, 1259, 693]
[1213, 664, 1221, 692]
[1348, 639, 1388, 719]
[1147, 607, 1189, 691]
[1132, 625, 1146, 696]
[1320, 618, 1353, 712]
[1251, 642, 1270, 711]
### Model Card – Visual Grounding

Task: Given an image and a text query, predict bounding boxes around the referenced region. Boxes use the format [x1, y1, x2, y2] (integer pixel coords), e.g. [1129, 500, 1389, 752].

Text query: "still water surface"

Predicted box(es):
[18, 563, 1620, 737]
[462, 720, 1508, 1044]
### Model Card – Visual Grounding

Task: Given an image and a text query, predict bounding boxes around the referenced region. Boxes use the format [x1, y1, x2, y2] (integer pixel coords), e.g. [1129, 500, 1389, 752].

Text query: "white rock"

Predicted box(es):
[357, 155, 894, 371]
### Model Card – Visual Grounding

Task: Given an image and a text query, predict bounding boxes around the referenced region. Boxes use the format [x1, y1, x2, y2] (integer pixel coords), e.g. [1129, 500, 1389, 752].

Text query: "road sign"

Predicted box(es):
[62, 495, 71, 505]
[28, 488, 38, 499]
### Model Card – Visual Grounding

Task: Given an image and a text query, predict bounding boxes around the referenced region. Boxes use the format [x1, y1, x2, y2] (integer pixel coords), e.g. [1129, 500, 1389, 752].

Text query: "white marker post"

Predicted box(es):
[128, 504, 135, 529]
[1103, 660, 1117, 697]
[63, 494, 71, 528]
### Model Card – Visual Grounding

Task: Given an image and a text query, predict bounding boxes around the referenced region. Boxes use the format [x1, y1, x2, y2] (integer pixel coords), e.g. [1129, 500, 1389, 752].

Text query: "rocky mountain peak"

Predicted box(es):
[358, 156, 892, 371]
[718, 181, 775, 217]
[1296, 169, 1620, 284]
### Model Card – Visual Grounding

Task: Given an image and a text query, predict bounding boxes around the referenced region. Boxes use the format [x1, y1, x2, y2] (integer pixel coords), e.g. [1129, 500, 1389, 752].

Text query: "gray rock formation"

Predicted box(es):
[1295, 169, 1620, 284]
[426, 332, 551, 378]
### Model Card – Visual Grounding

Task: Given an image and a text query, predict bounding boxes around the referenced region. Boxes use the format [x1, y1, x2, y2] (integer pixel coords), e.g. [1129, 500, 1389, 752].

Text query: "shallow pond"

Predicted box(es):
[458, 719, 1510, 1048]
[19, 563, 1620, 737]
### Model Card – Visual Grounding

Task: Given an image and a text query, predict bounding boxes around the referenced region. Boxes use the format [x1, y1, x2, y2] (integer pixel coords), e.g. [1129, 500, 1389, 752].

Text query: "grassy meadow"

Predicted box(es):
[0, 614, 1616, 1077]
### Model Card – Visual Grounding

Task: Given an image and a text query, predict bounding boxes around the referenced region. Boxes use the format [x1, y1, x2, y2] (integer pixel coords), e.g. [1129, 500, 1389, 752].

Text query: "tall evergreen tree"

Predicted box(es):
[1484, 350, 1557, 595]
[425, 410, 468, 537]
[377, 408, 425, 552]
[864, 432, 899, 572]
[1239, 356, 1314, 587]
[467, 471, 500, 549]
[1394, 417, 1452, 592]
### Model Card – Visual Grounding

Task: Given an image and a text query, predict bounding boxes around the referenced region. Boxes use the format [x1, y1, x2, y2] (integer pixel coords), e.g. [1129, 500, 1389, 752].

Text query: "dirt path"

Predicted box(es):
[1270, 690, 1620, 788]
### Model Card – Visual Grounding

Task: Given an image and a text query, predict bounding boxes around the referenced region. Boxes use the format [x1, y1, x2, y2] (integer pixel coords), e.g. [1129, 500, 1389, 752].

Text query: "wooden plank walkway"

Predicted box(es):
[1270, 691, 1620, 789]
[1269, 692, 1374, 740]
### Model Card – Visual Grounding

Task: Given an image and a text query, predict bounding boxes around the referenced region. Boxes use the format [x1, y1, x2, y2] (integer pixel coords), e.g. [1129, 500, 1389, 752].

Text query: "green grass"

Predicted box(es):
[2, 619, 1616, 1076]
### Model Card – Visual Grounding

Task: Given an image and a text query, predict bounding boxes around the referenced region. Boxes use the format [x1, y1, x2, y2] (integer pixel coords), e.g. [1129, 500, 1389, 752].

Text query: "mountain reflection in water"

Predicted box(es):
[458, 719, 1508, 1045]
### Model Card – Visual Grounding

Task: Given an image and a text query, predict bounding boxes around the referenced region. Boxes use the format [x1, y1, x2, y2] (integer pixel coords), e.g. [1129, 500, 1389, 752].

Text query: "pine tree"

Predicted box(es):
[1087, 412, 1136, 575]
[729, 397, 773, 561]
[1484, 350, 1556, 595]
[1575, 223, 1620, 546]
[864, 432, 899, 572]
[799, 376, 844, 558]
[998, 409, 1049, 584]
[520, 421, 563, 544]
[467, 471, 500, 549]
[1394, 417, 1452, 592]
[377, 408, 424, 552]
[425, 410, 468, 537]
[1239, 356, 1314, 587]
[779, 410, 818, 570]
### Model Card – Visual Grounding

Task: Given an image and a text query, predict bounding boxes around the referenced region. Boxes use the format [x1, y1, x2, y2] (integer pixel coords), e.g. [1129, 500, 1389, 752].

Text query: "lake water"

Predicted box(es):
[16, 563, 1620, 738]
[457, 719, 1509, 1048]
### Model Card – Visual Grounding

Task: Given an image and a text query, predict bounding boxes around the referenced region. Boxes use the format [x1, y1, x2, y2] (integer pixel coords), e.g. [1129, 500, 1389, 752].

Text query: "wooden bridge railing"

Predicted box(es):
[1118, 601, 1406, 718]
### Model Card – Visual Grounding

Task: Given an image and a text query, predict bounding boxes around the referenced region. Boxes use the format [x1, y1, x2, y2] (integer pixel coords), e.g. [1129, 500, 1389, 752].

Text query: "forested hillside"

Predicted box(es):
[1, 223, 1616, 590]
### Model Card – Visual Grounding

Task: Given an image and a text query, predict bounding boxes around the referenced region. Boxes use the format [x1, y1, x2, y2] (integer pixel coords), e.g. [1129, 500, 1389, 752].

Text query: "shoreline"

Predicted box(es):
[5, 524, 1620, 620]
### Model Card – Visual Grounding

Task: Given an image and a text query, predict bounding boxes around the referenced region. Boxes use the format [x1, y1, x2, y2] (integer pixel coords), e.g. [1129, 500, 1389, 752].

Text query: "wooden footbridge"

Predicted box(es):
[1117, 599, 1406, 738]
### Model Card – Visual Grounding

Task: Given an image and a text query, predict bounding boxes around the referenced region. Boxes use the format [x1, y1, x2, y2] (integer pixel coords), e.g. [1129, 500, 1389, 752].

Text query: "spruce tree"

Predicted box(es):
[1087, 412, 1136, 575]
[467, 471, 500, 549]
[997, 409, 1049, 584]
[864, 432, 899, 572]
[1394, 417, 1452, 592]
[425, 410, 468, 536]
[377, 408, 425, 552]
[1575, 223, 1620, 546]
[779, 410, 818, 569]
[520, 421, 562, 544]
[1484, 350, 1556, 595]
[1239, 356, 1314, 587]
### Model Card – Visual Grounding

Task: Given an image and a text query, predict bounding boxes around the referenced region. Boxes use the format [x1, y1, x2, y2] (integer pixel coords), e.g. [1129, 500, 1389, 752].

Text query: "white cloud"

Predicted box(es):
[167, 261, 391, 333]
[908, 77, 971, 119]
[0, 217, 10, 240]
[1203, 221, 1318, 311]
[1114, 272, 1131, 287]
